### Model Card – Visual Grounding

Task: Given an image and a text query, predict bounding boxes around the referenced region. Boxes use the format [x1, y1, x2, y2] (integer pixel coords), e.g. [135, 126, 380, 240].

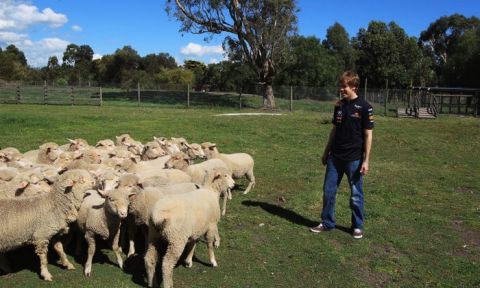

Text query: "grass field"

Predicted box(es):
[0, 102, 479, 287]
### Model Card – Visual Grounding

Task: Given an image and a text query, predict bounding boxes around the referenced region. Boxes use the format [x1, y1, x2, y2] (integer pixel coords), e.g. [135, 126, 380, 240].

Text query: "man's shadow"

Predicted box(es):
[241, 200, 351, 234]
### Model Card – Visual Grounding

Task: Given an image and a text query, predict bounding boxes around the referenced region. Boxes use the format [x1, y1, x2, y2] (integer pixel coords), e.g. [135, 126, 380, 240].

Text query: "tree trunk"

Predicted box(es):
[263, 84, 276, 109]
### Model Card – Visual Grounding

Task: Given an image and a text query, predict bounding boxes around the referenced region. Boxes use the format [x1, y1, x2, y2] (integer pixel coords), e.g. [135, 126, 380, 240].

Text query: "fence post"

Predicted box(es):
[475, 92, 479, 117]
[288, 86, 292, 112]
[71, 86, 74, 106]
[44, 80, 47, 105]
[187, 84, 190, 108]
[364, 78, 368, 101]
[239, 92, 242, 109]
[137, 82, 141, 106]
[100, 87, 103, 106]
[384, 79, 389, 116]
[16, 85, 20, 104]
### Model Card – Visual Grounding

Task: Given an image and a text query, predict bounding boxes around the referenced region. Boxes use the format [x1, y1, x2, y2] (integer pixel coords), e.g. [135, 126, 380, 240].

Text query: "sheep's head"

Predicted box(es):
[201, 142, 218, 159]
[101, 188, 135, 220]
[115, 173, 143, 192]
[171, 137, 189, 152]
[205, 169, 235, 195]
[142, 141, 167, 160]
[67, 138, 89, 151]
[95, 139, 115, 150]
[164, 152, 190, 169]
[185, 143, 206, 159]
[39, 142, 61, 162]
[57, 169, 96, 207]
[116, 134, 134, 146]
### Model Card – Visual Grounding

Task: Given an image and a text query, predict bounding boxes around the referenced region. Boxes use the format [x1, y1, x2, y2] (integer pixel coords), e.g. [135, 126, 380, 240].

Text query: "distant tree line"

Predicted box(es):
[0, 14, 479, 91]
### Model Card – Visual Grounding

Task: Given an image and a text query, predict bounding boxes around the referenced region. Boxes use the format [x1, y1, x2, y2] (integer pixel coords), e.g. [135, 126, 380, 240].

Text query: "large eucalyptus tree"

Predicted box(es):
[166, 0, 298, 108]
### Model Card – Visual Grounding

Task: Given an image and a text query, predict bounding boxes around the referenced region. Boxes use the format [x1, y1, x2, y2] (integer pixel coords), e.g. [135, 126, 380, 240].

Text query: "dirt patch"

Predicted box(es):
[454, 186, 478, 195]
[451, 220, 480, 261]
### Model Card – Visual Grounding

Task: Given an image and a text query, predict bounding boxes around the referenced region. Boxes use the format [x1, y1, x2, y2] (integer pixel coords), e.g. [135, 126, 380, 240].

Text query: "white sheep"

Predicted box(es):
[185, 143, 206, 160]
[142, 141, 167, 161]
[0, 169, 95, 281]
[164, 153, 232, 215]
[154, 137, 181, 155]
[201, 142, 255, 194]
[126, 182, 200, 257]
[145, 169, 235, 288]
[76, 188, 135, 277]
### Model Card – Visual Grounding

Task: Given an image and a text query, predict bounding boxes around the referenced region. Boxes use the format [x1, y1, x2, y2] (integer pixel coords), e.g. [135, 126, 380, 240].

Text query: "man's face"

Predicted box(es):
[339, 83, 357, 99]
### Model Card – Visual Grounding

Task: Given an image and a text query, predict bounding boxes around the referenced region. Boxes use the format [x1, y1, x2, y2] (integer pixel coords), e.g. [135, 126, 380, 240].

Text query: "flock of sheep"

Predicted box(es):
[0, 134, 255, 287]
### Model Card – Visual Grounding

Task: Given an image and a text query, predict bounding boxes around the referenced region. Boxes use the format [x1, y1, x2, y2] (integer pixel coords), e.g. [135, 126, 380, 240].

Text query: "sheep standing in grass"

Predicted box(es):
[145, 170, 235, 288]
[77, 188, 135, 277]
[0, 169, 95, 281]
[164, 152, 231, 215]
[201, 142, 255, 194]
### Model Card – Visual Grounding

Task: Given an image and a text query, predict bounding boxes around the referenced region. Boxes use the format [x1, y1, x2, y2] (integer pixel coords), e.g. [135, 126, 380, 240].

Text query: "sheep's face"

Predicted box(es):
[186, 143, 206, 159]
[58, 169, 96, 207]
[171, 137, 189, 152]
[208, 170, 235, 195]
[164, 153, 188, 169]
[201, 142, 218, 159]
[105, 189, 134, 219]
[99, 171, 121, 192]
[161, 140, 181, 155]
[142, 142, 167, 160]
[116, 174, 142, 192]
[40, 143, 62, 162]
[116, 134, 133, 146]
[95, 139, 115, 150]
[67, 138, 89, 151]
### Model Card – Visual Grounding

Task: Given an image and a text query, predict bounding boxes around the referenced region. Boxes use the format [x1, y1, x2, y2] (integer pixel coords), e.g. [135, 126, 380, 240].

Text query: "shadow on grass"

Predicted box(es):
[241, 200, 317, 227]
[241, 200, 353, 235]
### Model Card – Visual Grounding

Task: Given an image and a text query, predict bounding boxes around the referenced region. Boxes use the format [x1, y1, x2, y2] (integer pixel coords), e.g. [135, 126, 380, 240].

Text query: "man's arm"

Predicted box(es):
[322, 125, 336, 165]
[360, 129, 373, 175]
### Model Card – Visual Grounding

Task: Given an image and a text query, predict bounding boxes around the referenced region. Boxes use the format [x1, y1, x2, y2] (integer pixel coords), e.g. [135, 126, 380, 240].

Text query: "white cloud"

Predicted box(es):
[209, 58, 220, 64]
[93, 53, 102, 60]
[0, 1, 72, 67]
[0, 1, 67, 30]
[72, 25, 82, 32]
[180, 42, 224, 57]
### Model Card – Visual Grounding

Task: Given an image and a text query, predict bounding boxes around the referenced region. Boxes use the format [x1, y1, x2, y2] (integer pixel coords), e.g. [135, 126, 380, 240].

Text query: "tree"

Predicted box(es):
[323, 22, 356, 70]
[278, 35, 341, 87]
[62, 44, 94, 85]
[354, 21, 431, 87]
[0, 44, 29, 81]
[419, 14, 480, 65]
[166, 0, 298, 109]
[184, 60, 206, 90]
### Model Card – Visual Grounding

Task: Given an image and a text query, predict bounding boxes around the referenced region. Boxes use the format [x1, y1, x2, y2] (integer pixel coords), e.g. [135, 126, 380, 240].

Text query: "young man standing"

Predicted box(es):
[310, 71, 374, 239]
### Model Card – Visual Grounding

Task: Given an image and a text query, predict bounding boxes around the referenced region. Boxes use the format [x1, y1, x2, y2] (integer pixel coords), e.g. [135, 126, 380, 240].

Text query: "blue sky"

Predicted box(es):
[0, 0, 479, 67]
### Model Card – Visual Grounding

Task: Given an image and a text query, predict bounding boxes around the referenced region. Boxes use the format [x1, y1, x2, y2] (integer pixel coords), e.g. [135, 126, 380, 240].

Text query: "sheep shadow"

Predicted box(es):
[241, 200, 352, 234]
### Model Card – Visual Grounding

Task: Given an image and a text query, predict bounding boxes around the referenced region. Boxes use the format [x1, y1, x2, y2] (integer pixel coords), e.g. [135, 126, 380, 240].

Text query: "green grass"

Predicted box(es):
[0, 103, 479, 287]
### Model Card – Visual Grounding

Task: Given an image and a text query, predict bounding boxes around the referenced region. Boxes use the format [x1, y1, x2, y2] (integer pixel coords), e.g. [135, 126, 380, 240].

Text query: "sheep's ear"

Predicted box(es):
[68, 138, 76, 144]
[97, 189, 108, 198]
[130, 157, 138, 164]
[213, 172, 222, 181]
[184, 143, 191, 149]
[194, 184, 201, 189]
[18, 180, 29, 189]
[128, 193, 137, 201]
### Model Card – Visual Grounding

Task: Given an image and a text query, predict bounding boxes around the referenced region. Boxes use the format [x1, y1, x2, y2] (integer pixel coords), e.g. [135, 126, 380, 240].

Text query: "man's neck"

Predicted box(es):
[344, 94, 358, 102]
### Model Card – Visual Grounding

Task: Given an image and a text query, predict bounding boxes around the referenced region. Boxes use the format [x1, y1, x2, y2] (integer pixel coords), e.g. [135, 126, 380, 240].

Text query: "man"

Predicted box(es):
[310, 71, 374, 239]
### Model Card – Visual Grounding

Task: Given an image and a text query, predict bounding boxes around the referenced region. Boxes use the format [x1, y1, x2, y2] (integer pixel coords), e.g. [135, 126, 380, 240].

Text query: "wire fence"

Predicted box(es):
[0, 81, 478, 116]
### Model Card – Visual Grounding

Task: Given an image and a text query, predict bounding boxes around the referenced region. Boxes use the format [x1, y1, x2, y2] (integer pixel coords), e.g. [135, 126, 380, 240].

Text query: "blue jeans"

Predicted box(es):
[321, 156, 365, 230]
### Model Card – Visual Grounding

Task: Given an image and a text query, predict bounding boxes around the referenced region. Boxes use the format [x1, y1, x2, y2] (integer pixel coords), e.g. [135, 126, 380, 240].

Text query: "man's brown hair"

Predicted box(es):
[339, 71, 360, 90]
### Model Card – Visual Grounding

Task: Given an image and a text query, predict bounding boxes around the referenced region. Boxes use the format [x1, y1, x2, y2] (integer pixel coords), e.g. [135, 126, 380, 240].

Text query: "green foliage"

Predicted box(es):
[277, 35, 342, 87]
[323, 22, 357, 70]
[0, 44, 29, 81]
[354, 21, 433, 88]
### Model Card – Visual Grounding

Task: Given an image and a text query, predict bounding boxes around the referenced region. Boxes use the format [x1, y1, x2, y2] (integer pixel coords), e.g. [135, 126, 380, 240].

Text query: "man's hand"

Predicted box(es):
[360, 161, 369, 175]
[321, 153, 329, 166]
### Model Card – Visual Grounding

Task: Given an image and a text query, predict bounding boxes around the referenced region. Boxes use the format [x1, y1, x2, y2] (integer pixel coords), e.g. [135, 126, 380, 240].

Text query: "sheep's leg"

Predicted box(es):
[162, 242, 186, 288]
[243, 170, 256, 194]
[144, 240, 159, 288]
[84, 232, 96, 277]
[184, 239, 196, 268]
[228, 188, 232, 200]
[221, 189, 228, 216]
[52, 238, 75, 270]
[75, 230, 83, 256]
[126, 217, 136, 258]
[206, 226, 219, 267]
[111, 225, 124, 269]
[0, 254, 11, 274]
[35, 240, 52, 281]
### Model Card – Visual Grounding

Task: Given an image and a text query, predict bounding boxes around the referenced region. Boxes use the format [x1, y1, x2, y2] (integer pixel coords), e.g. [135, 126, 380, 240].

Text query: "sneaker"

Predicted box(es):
[352, 228, 363, 239]
[309, 223, 329, 233]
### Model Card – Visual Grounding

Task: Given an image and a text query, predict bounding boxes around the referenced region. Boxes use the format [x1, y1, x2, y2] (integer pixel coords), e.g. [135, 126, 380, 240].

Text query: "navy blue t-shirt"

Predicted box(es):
[331, 97, 374, 161]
